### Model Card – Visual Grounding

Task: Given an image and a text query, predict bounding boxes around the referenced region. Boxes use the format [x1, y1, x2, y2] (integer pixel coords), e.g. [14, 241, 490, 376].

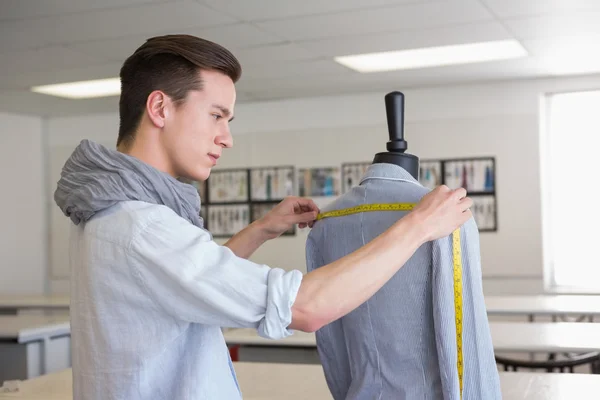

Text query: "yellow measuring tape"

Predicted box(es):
[317, 203, 464, 398]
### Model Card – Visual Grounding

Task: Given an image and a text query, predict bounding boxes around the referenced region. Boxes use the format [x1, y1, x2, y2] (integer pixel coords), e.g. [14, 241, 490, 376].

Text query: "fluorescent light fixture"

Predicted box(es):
[334, 40, 528, 73]
[31, 77, 121, 99]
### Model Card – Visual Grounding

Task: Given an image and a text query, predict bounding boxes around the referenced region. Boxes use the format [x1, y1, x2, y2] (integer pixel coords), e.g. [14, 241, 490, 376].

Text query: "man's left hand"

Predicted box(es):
[256, 197, 320, 240]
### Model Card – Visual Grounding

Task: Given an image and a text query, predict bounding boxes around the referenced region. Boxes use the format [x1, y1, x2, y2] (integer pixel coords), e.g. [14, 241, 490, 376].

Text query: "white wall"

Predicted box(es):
[45, 74, 600, 295]
[0, 112, 46, 294]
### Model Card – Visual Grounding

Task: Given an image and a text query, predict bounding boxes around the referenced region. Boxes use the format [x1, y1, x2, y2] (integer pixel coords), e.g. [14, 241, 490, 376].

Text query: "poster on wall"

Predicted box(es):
[472, 195, 497, 232]
[251, 203, 295, 236]
[419, 160, 443, 190]
[208, 169, 249, 203]
[208, 204, 250, 237]
[342, 162, 370, 193]
[443, 158, 495, 193]
[298, 167, 341, 197]
[250, 166, 295, 201]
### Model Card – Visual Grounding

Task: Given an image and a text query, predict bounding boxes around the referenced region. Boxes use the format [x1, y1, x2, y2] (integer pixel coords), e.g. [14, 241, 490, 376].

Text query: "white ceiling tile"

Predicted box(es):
[0, 0, 167, 21]
[0, 1, 236, 53]
[201, 0, 431, 22]
[0, 89, 120, 117]
[180, 23, 284, 49]
[244, 59, 544, 102]
[0, 46, 108, 80]
[503, 12, 600, 40]
[241, 59, 353, 80]
[520, 35, 600, 75]
[233, 43, 318, 66]
[66, 23, 280, 64]
[66, 36, 155, 64]
[482, 0, 600, 18]
[297, 21, 514, 57]
[0, 63, 123, 91]
[255, 0, 494, 42]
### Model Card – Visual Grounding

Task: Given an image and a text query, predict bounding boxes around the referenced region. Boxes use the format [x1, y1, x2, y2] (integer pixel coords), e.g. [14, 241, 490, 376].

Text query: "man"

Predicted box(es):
[54, 34, 472, 399]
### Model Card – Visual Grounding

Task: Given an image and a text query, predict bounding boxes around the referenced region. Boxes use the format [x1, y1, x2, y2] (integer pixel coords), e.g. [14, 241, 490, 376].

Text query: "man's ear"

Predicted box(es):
[146, 90, 167, 128]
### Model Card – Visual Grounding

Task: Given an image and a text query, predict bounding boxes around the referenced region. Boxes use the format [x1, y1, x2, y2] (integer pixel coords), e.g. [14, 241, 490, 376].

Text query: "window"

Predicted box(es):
[542, 90, 600, 292]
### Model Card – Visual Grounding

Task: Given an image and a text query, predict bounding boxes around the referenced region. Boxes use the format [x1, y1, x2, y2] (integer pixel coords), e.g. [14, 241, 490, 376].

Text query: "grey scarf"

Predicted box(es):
[54, 139, 203, 228]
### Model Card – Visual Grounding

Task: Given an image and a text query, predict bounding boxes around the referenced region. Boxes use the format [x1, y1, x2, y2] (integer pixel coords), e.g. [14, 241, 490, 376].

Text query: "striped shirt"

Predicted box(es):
[306, 163, 501, 400]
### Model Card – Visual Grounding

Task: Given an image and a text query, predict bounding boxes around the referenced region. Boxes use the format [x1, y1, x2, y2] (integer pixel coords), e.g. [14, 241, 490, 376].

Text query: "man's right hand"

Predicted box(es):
[409, 185, 473, 243]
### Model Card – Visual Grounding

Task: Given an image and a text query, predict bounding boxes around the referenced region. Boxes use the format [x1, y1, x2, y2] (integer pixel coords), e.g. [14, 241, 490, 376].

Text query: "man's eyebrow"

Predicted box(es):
[212, 104, 234, 122]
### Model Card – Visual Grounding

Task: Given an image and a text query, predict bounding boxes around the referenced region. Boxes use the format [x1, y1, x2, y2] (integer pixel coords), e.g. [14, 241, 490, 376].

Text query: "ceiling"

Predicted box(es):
[1, 0, 600, 117]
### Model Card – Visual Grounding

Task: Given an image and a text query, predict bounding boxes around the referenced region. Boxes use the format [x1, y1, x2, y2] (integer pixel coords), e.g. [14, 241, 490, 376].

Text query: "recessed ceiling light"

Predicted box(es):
[334, 40, 528, 73]
[31, 77, 121, 99]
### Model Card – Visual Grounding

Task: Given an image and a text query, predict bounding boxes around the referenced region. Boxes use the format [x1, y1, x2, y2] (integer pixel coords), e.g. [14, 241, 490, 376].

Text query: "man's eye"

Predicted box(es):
[212, 114, 222, 120]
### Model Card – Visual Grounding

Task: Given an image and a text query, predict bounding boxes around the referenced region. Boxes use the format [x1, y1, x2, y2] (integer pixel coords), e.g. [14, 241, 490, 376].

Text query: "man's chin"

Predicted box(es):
[178, 168, 210, 182]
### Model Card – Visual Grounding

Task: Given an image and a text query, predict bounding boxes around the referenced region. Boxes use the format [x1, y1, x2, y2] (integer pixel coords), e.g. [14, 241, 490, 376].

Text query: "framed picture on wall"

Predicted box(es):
[341, 162, 371, 193]
[440, 156, 497, 232]
[250, 166, 295, 201]
[208, 204, 250, 237]
[298, 167, 340, 197]
[472, 195, 497, 232]
[442, 157, 495, 193]
[419, 160, 443, 190]
[207, 169, 249, 203]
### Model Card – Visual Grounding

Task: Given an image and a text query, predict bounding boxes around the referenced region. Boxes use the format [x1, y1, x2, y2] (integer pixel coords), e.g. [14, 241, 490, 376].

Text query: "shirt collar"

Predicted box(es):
[359, 163, 420, 185]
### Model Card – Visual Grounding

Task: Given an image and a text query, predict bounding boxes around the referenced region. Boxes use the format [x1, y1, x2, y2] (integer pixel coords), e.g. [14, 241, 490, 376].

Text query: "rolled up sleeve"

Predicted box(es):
[127, 207, 302, 340]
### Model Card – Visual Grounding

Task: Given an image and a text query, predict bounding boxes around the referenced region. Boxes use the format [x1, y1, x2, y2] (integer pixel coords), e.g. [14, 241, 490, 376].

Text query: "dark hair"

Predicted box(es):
[117, 34, 242, 148]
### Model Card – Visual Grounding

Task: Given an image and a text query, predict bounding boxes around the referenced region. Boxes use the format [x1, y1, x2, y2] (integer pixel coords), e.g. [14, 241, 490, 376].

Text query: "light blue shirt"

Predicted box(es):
[306, 163, 501, 400]
[69, 201, 302, 399]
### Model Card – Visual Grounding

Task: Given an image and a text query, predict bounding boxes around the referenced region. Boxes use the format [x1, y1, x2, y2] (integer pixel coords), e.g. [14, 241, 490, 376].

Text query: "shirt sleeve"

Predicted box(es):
[432, 219, 502, 400]
[127, 206, 303, 340]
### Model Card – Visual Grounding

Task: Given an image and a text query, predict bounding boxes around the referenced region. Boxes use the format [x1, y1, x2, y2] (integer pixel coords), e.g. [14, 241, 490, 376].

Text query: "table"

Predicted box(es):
[499, 372, 600, 400]
[3, 365, 600, 400]
[224, 322, 600, 355]
[492, 322, 600, 353]
[0, 296, 69, 315]
[485, 295, 600, 321]
[0, 316, 71, 382]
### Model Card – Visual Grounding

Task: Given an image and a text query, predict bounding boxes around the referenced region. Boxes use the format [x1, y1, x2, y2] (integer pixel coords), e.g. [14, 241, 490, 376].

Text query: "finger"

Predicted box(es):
[459, 196, 473, 211]
[437, 184, 451, 193]
[452, 187, 467, 200]
[295, 197, 320, 213]
[462, 208, 473, 222]
[290, 211, 318, 224]
[300, 204, 315, 214]
[293, 202, 302, 214]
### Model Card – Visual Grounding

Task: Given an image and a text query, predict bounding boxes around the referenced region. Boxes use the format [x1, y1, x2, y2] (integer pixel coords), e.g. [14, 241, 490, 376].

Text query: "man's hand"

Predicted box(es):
[256, 196, 320, 240]
[408, 185, 473, 243]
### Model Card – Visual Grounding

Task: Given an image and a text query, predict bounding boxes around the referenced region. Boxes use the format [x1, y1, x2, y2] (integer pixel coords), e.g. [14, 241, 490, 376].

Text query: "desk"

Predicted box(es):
[3, 366, 600, 400]
[0, 316, 71, 382]
[492, 322, 600, 353]
[0, 296, 69, 315]
[485, 295, 600, 321]
[499, 372, 600, 400]
[224, 322, 600, 355]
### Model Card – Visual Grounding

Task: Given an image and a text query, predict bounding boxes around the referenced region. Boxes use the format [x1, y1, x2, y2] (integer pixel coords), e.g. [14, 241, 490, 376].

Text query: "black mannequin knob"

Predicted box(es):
[372, 90, 419, 180]
[385, 91, 407, 153]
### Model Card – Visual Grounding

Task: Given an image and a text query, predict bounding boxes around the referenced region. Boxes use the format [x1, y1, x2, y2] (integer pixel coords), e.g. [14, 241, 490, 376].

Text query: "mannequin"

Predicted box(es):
[305, 91, 501, 400]
[372, 91, 419, 179]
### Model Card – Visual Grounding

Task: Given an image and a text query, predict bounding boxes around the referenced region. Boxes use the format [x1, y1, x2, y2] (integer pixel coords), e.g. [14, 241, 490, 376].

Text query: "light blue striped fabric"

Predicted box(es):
[306, 163, 501, 400]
